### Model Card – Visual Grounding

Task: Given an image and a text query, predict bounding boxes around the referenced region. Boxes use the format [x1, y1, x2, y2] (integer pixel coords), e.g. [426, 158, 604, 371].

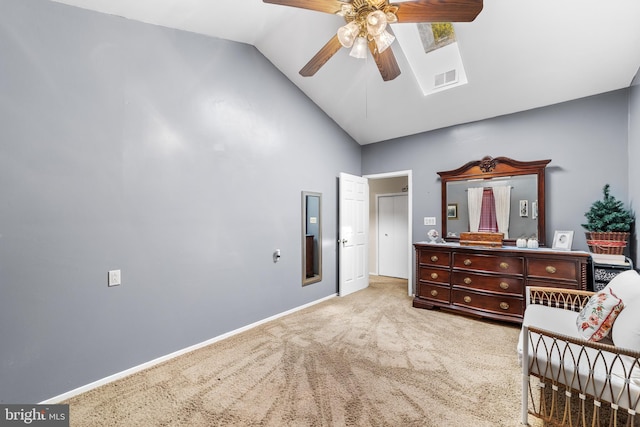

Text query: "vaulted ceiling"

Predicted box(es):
[50, 0, 640, 145]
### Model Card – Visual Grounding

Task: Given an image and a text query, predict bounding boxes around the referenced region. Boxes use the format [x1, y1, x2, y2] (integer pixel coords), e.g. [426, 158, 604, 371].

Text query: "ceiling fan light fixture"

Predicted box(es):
[337, 21, 360, 48]
[349, 36, 368, 59]
[374, 29, 395, 53]
[385, 11, 398, 24]
[337, 4, 354, 17]
[366, 10, 387, 36]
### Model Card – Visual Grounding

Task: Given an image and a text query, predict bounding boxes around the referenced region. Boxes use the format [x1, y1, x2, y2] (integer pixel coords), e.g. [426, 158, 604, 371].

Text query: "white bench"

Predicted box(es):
[519, 270, 640, 425]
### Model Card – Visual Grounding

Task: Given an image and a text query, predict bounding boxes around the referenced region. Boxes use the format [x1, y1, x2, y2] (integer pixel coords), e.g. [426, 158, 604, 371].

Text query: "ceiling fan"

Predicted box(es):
[263, 0, 483, 81]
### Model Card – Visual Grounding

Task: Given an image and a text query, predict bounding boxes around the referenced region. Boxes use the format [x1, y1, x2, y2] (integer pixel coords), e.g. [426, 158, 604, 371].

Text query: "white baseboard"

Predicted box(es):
[40, 293, 337, 404]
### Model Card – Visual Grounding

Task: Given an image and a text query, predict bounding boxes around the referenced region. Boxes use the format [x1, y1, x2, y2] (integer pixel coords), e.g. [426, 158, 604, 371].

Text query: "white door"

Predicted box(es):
[339, 173, 369, 297]
[378, 194, 408, 279]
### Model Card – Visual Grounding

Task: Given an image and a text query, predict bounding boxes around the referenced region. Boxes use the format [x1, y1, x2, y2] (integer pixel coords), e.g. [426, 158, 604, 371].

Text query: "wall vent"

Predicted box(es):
[434, 69, 458, 88]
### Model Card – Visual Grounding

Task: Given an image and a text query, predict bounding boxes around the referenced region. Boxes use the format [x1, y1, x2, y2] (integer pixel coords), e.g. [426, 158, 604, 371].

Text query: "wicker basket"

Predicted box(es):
[585, 231, 629, 255]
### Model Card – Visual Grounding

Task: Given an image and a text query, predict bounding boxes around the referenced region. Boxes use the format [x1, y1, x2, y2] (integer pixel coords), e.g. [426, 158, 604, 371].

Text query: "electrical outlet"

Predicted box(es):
[424, 217, 436, 226]
[108, 269, 121, 287]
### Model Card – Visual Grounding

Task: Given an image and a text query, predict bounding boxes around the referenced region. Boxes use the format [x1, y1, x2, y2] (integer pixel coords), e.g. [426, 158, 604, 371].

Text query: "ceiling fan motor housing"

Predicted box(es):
[341, 0, 398, 32]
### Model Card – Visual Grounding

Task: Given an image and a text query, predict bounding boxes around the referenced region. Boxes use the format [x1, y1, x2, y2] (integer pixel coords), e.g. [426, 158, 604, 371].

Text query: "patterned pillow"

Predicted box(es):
[576, 288, 624, 342]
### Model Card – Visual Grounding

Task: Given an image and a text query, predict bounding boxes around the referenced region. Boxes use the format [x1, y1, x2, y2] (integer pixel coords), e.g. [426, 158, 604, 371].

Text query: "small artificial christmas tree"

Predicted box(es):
[582, 184, 634, 255]
[582, 184, 633, 232]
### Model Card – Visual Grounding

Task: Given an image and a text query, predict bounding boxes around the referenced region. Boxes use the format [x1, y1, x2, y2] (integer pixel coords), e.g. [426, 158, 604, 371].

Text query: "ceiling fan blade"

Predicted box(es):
[263, 0, 347, 14]
[299, 34, 343, 77]
[368, 40, 401, 82]
[394, 0, 483, 23]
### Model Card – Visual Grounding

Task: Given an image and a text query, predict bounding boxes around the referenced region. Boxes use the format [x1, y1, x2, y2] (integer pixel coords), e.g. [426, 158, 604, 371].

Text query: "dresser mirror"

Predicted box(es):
[438, 156, 551, 246]
[302, 191, 322, 285]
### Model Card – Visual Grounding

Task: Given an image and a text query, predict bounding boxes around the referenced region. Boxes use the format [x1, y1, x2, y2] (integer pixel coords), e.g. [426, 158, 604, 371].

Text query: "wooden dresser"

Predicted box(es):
[413, 242, 589, 323]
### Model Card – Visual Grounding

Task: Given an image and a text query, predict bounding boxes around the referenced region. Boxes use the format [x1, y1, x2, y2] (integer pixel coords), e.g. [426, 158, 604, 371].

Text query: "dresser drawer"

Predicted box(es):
[418, 248, 451, 267]
[417, 283, 450, 304]
[418, 266, 450, 284]
[451, 271, 524, 296]
[451, 289, 523, 317]
[527, 258, 579, 282]
[452, 253, 524, 276]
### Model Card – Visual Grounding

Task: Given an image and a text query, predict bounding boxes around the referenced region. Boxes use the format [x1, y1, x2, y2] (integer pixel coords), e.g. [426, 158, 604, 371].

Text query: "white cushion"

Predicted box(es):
[518, 304, 580, 358]
[606, 269, 640, 350]
[524, 329, 640, 408]
[603, 269, 640, 386]
[611, 306, 640, 387]
[603, 269, 640, 302]
[612, 301, 640, 352]
[522, 304, 581, 336]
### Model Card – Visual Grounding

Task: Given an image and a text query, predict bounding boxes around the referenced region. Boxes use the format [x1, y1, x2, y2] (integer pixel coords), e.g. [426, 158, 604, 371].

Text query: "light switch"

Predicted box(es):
[108, 269, 121, 287]
[424, 217, 436, 226]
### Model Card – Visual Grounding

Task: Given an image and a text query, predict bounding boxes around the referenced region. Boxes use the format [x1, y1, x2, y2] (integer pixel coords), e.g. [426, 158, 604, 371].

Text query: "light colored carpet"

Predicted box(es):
[65, 276, 531, 426]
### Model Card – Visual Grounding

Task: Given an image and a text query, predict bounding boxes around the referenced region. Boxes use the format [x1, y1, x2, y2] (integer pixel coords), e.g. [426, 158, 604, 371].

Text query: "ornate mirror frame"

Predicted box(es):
[438, 156, 551, 246]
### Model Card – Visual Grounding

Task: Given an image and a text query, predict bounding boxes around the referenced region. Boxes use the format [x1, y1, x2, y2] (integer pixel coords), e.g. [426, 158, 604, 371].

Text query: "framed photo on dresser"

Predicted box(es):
[552, 230, 574, 251]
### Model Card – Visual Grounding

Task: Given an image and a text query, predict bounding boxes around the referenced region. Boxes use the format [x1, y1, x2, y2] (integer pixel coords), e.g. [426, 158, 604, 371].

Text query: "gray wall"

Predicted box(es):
[629, 68, 640, 263]
[362, 89, 631, 252]
[0, 0, 360, 403]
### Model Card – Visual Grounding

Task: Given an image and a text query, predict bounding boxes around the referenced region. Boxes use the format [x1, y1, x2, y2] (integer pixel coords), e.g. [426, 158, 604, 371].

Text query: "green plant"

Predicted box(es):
[582, 184, 634, 232]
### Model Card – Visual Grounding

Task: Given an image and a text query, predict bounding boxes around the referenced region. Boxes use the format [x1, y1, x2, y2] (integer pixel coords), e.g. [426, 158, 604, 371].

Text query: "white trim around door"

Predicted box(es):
[363, 170, 413, 296]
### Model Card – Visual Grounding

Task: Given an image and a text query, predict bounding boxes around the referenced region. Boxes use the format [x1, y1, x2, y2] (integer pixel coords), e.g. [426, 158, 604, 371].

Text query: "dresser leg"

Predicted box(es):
[412, 297, 437, 310]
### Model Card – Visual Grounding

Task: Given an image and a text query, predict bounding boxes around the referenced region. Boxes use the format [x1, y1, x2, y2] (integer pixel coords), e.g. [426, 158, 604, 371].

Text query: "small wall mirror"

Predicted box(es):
[302, 191, 322, 285]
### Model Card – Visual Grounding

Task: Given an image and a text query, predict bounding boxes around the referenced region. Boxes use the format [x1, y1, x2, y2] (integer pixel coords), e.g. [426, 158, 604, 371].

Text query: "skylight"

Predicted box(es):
[392, 23, 468, 96]
[418, 23, 457, 53]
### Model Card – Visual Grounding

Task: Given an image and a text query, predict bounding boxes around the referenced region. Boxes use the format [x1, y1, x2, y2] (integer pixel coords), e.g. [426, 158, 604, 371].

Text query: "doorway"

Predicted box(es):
[364, 171, 413, 296]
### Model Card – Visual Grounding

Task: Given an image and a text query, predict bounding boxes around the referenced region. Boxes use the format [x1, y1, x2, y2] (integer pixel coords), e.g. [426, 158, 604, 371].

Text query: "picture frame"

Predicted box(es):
[447, 203, 458, 219]
[532, 200, 538, 220]
[519, 200, 528, 217]
[552, 230, 574, 251]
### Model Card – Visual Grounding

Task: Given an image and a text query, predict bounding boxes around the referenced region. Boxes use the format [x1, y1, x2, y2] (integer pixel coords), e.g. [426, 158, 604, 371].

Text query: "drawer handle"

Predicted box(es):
[499, 262, 509, 270]
[499, 282, 509, 290]
[464, 259, 472, 266]
[430, 273, 439, 280]
[431, 255, 439, 262]
[463, 277, 472, 285]
[464, 296, 472, 303]
[430, 290, 438, 297]
[500, 302, 510, 310]
[546, 266, 557, 274]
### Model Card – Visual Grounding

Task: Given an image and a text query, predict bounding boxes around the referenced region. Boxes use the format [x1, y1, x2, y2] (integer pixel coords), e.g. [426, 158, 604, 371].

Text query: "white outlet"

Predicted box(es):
[108, 269, 121, 287]
[424, 217, 437, 226]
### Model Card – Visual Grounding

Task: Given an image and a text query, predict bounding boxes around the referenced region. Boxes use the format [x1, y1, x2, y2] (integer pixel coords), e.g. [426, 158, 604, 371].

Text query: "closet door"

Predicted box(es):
[378, 194, 408, 279]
